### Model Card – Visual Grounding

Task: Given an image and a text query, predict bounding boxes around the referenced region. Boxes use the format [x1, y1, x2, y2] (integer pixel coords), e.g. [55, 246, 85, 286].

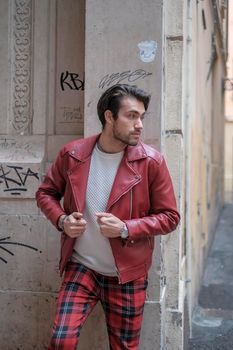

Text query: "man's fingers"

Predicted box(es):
[65, 221, 86, 238]
[68, 215, 77, 224]
[69, 219, 87, 227]
[68, 212, 85, 224]
[68, 231, 84, 238]
[77, 218, 87, 226]
[72, 212, 83, 219]
[96, 212, 113, 224]
[96, 212, 112, 218]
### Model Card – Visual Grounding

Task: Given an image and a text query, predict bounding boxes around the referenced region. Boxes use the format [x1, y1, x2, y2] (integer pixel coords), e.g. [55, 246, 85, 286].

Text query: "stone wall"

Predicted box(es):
[0, 1, 166, 349]
[181, 0, 227, 341]
[225, 0, 233, 196]
[0, 1, 84, 348]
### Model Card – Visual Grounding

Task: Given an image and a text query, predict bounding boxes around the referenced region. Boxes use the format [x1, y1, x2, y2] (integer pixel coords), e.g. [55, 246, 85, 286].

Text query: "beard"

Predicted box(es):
[112, 126, 140, 146]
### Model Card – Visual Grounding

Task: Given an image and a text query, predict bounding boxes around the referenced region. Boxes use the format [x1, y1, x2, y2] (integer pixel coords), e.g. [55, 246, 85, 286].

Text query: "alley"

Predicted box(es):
[188, 200, 233, 349]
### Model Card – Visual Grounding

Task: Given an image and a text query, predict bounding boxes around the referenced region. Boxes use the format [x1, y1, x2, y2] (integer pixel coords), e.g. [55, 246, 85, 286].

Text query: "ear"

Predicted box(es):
[104, 110, 114, 126]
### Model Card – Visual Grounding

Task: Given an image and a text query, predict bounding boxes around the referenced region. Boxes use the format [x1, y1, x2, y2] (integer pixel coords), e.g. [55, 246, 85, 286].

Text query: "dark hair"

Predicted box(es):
[97, 84, 151, 127]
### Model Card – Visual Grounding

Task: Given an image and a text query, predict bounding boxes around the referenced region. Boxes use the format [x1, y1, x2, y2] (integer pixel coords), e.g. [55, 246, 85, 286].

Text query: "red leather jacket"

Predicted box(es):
[36, 134, 180, 283]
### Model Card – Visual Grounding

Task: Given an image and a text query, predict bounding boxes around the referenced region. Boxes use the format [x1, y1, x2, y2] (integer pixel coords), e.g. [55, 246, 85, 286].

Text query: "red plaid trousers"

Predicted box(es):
[48, 262, 148, 350]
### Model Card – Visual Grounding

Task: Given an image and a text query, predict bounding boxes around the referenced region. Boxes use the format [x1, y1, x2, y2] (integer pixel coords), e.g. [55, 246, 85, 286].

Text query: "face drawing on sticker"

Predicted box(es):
[138, 41, 157, 63]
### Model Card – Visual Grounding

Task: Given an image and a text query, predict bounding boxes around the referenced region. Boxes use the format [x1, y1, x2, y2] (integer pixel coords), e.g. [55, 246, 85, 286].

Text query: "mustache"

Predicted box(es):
[130, 131, 141, 135]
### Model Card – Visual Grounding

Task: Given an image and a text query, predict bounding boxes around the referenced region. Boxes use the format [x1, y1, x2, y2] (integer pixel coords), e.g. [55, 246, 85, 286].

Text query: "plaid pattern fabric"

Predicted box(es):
[48, 262, 148, 350]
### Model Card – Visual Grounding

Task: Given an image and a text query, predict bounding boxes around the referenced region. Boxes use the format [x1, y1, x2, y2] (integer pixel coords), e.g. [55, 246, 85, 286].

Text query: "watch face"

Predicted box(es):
[121, 226, 128, 239]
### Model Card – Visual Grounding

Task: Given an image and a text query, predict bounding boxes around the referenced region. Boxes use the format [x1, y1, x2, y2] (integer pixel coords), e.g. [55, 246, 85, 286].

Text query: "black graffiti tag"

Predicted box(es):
[98, 69, 152, 89]
[0, 235, 42, 264]
[60, 71, 85, 91]
[0, 164, 39, 195]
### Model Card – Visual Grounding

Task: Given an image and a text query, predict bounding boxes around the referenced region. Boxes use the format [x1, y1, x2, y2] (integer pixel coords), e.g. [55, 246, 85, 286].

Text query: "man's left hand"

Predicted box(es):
[96, 212, 124, 238]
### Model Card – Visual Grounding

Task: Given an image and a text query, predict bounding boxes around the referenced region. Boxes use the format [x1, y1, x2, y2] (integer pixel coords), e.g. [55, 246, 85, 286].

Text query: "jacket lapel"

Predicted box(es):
[66, 135, 147, 213]
[67, 159, 91, 212]
[66, 134, 99, 212]
[106, 154, 141, 211]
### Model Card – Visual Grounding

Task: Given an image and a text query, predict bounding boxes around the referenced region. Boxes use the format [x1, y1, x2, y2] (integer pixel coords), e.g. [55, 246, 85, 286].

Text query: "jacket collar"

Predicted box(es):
[70, 134, 148, 162]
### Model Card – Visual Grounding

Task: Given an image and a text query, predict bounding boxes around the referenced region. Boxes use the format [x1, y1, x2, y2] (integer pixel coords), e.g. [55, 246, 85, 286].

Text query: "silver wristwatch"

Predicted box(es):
[59, 215, 68, 231]
[120, 223, 129, 239]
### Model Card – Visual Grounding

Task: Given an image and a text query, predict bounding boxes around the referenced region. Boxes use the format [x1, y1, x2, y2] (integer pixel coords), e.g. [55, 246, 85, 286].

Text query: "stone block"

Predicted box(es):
[0, 291, 57, 350]
[165, 309, 183, 350]
[0, 215, 61, 292]
[0, 0, 9, 134]
[0, 136, 45, 199]
[32, 0, 50, 135]
[78, 302, 109, 350]
[0, 198, 39, 215]
[139, 301, 162, 350]
[162, 134, 183, 309]
[146, 236, 161, 302]
[163, 133, 183, 208]
[0, 161, 41, 199]
[47, 134, 82, 162]
[164, 0, 183, 36]
[164, 39, 183, 131]
[162, 228, 180, 310]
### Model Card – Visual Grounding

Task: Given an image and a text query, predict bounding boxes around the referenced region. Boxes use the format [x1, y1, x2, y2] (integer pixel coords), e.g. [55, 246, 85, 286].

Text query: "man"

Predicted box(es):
[36, 84, 180, 350]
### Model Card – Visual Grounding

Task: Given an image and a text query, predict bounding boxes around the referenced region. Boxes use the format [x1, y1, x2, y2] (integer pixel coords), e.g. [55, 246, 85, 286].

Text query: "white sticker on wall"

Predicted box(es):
[137, 40, 158, 63]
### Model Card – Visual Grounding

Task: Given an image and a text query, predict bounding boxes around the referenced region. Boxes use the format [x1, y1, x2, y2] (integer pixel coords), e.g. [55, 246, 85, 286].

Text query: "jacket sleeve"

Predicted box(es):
[124, 156, 180, 239]
[35, 149, 67, 229]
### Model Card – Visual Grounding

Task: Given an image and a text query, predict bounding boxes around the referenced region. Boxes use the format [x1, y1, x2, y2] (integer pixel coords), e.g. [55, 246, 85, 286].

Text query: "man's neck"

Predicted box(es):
[98, 133, 126, 154]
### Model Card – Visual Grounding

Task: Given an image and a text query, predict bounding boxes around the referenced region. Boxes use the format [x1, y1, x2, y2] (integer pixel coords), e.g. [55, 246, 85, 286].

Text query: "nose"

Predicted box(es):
[135, 117, 143, 130]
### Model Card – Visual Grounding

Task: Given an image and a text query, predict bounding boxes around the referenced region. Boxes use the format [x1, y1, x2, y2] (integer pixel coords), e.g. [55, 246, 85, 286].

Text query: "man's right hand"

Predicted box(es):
[59, 212, 87, 238]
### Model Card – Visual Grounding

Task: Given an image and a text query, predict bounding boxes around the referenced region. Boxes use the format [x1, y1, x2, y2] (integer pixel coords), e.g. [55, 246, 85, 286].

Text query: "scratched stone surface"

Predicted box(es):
[55, 0, 85, 135]
[0, 215, 61, 291]
[0, 291, 110, 350]
[139, 302, 162, 350]
[0, 135, 44, 161]
[146, 236, 161, 301]
[47, 134, 81, 162]
[0, 0, 9, 135]
[0, 198, 39, 215]
[0, 212, 112, 350]
[0, 135, 44, 199]
[0, 291, 57, 350]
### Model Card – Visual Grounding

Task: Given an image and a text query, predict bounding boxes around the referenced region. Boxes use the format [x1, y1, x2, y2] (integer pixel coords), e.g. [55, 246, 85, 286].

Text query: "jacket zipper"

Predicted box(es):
[130, 189, 133, 219]
[116, 189, 133, 284]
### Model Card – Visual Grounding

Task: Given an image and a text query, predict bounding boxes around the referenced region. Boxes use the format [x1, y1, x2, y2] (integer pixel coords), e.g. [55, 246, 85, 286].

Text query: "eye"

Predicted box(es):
[127, 113, 136, 120]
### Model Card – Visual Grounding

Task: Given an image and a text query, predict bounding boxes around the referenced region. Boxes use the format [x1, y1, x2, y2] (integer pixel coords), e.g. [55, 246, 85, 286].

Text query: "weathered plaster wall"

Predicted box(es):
[162, 1, 184, 348]
[225, 0, 233, 196]
[162, 1, 226, 348]
[183, 0, 226, 326]
[0, 1, 84, 349]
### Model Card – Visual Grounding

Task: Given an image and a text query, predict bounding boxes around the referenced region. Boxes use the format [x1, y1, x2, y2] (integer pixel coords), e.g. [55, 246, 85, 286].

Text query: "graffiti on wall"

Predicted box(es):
[98, 69, 152, 89]
[60, 71, 85, 91]
[59, 69, 152, 91]
[137, 41, 158, 63]
[0, 164, 39, 196]
[0, 235, 41, 264]
[60, 106, 83, 123]
[0, 138, 17, 150]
